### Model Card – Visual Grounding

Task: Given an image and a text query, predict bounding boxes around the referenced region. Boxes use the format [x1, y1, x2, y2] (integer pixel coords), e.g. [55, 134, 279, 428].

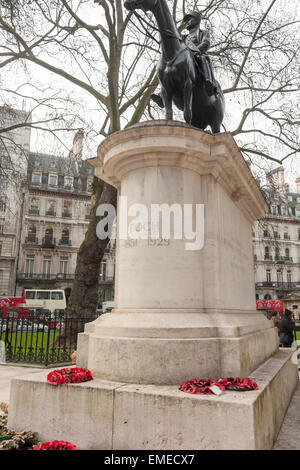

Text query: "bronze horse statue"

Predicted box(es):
[124, 0, 225, 133]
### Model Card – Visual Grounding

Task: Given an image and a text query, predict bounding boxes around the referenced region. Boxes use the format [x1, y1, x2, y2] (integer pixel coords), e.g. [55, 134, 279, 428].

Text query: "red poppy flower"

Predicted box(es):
[33, 440, 77, 450]
[47, 371, 64, 386]
[179, 376, 258, 394]
[47, 367, 93, 386]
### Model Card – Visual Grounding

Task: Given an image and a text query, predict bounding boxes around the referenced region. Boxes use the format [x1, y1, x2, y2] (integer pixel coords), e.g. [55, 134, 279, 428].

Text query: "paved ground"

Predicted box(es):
[273, 379, 300, 450]
[0, 364, 299, 450]
[0, 364, 45, 404]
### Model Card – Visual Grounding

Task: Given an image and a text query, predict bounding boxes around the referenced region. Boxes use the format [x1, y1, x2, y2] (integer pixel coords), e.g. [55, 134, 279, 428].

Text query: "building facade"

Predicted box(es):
[0, 106, 115, 306]
[15, 151, 115, 306]
[253, 166, 300, 319]
[0, 106, 31, 295]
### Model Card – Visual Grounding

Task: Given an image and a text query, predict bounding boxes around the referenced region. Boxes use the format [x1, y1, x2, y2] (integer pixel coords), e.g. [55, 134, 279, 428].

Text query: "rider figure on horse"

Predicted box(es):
[151, 10, 217, 108]
[182, 11, 217, 96]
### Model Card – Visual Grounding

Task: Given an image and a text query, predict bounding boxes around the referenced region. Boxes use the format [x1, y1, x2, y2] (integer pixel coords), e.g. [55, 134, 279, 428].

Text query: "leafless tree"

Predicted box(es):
[0, 0, 299, 327]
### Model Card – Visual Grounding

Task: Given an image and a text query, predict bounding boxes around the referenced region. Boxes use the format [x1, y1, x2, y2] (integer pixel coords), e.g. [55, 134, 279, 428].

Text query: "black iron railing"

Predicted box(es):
[42, 237, 56, 248]
[0, 310, 103, 366]
[256, 281, 300, 290]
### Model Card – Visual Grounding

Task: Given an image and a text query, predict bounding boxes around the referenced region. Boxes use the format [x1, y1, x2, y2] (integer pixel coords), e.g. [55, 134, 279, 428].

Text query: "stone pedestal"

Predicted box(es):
[7, 121, 298, 449]
[77, 121, 278, 384]
[7, 350, 299, 450]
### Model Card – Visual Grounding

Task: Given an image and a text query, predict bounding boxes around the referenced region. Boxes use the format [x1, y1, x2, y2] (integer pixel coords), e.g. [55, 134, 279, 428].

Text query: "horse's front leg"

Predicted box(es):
[183, 78, 193, 125]
[161, 87, 173, 121]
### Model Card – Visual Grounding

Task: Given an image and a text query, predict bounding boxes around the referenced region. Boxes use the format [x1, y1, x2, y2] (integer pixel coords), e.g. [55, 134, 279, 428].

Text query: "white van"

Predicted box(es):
[24, 289, 66, 313]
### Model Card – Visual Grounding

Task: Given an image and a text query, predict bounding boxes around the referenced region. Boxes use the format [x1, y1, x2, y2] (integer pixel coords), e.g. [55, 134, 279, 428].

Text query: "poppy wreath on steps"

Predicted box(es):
[33, 440, 77, 450]
[47, 368, 93, 386]
[179, 377, 258, 395]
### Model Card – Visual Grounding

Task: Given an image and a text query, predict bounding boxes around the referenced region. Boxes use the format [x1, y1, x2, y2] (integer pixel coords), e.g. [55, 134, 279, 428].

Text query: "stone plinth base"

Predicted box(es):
[8, 350, 298, 450]
[77, 311, 279, 385]
[82, 122, 277, 386]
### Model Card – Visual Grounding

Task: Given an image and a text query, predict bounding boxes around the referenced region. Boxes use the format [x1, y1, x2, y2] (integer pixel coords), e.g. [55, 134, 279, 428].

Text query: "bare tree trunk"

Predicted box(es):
[67, 179, 117, 320]
[52, 178, 117, 349]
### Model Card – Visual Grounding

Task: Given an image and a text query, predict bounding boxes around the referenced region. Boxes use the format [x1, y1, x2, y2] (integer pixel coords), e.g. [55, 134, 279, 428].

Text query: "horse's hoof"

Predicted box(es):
[151, 93, 164, 109]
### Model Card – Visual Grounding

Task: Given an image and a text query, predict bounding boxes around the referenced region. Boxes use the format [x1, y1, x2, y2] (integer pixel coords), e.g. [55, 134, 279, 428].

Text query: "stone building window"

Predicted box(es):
[32, 173, 41, 185]
[43, 256, 52, 277]
[29, 198, 39, 215]
[264, 246, 271, 260]
[60, 256, 68, 274]
[0, 218, 5, 234]
[62, 201, 72, 217]
[277, 270, 283, 284]
[49, 174, 57, 187]
[46, 200, 56, 216]
[65, 176, 73, 189]
[45, 227, 53, 239]
[25, 255, 34, 277]
[27, 225, 37, 243]
[0, 196, 6, 212]
[43, 227, 54, 247]
[283, 227, 289, 239]
[60, 228, 70, 245]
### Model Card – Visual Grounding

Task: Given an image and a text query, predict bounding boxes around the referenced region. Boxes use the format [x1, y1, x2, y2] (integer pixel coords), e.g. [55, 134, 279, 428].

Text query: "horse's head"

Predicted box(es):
[124, 0, 157, 12]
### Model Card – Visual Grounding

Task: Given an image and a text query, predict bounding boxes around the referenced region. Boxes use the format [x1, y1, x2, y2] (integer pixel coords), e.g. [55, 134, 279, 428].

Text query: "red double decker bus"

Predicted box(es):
[0, 292, 29, 318]
[256, 299, 284, 317]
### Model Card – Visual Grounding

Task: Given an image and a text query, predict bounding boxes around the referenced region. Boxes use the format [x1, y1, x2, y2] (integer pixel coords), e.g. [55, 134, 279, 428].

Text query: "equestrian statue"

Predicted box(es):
[124, 0, 225, 133]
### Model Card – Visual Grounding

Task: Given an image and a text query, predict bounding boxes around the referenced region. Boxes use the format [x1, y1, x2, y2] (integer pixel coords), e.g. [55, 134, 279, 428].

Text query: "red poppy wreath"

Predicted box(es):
[47, 368, 93, 386]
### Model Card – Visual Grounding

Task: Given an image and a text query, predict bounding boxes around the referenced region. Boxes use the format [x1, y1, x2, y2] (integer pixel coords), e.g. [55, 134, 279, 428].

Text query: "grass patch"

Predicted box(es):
[1, 330, 59, 349]
[0, 330, 71, 365]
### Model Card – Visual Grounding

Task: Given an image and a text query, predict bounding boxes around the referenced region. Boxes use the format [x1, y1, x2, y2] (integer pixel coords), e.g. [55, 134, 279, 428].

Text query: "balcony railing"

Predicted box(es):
[25, 236, 39, 244]
[29, 181, 92, 195]
[42, 237, 56, 248]
[28, 208, 40, 215]
[45, 210, 56, 217]
[275, 256, 293, 263]
[258, 255, 294, 263]
[58, 239, 72, 246]
[256, 281, 300, 290]
[17, 273, 57, 281]
[17, 272, 115, 283]
[56, 273, 75, 280]
[62, 211, 72, 218]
